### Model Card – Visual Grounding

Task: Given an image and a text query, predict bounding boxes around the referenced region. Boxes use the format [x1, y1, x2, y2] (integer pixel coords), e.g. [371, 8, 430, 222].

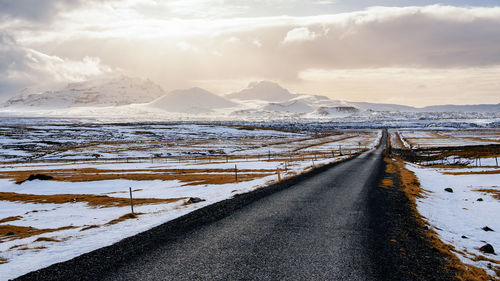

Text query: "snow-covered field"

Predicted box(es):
[393, 129, 500, 149]
[0, 121, 381, 280]
[406, 164, 499, 278]
[391, 129, 500, 278]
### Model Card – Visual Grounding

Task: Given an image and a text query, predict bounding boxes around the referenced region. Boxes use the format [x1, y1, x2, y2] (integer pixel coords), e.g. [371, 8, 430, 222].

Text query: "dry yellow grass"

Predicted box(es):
[380, 177, 393, 189]
[386, 157, 494, 280]
[106, 213, 141, 226]
[427, 147, 500, 162]
[474, 189, 500, 200]
[392, 132, 407, 149]
[292, 135, 357, 152]
[80, 225, 100, 231]
[16, 246, 47, 251]
[463, 136, 500, 143]
[0, 225, 75, 242]
[0, 257, 7, 264]
[0, 215, 22, 224]
[0, 168, 273, 185]
[0, 192, 184, 208]
[431, 132, 450, 139]
[34, 236, 61, 243]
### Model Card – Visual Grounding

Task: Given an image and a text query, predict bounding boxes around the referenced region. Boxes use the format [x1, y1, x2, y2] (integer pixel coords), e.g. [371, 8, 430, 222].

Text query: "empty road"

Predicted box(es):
[100, 140, 385, 280]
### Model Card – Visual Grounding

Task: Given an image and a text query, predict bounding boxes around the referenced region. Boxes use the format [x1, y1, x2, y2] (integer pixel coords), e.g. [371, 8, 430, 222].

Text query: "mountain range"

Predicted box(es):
[2, 76, 499, 120]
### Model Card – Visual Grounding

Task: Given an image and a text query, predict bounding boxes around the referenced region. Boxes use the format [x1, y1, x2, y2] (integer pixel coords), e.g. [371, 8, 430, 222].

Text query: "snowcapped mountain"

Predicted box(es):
[1, 76, 498, 122]
[148, 87, 235, 113]
[226, 81, 296, 102]
[4, 76, 165, 108]
[260, 94, 360, 116]
[263, 100, 315, 113]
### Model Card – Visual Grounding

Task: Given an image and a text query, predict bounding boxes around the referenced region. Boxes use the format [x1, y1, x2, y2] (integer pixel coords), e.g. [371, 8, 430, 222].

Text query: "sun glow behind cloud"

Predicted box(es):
[1, 1, 500, 106]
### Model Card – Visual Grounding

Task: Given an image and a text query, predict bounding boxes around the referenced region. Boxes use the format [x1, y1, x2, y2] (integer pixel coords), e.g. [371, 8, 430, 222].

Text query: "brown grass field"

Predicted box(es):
[0, 192, 184, 208]
[0, 225, 75, 243]
[0, 168, 275, 185]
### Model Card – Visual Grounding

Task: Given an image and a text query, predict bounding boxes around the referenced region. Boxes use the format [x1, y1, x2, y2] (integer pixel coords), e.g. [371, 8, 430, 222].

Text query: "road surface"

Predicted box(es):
[101, 142, 385, 280]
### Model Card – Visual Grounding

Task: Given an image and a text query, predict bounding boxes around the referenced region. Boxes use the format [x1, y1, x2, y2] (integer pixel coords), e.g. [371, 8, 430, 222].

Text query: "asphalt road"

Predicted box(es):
[101, 143, 385, 280]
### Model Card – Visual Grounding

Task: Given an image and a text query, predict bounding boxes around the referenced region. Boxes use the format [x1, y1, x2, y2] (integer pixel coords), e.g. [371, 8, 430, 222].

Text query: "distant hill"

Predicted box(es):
[149, 87, 236, 113]
[351, 101, 500, 113]
[263, 100, 315, 113]
[421, 104, 500, 112]
[350, 102, 418, 112]
[2, 76, 498, 121]
[4, 76, 165, 108]
[227, 81, 296, 102]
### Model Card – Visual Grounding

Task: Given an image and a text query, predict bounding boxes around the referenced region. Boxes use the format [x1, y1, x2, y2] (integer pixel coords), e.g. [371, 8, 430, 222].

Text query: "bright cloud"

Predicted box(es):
[1, 2, 500, 106]
[283, 27, 318, 43]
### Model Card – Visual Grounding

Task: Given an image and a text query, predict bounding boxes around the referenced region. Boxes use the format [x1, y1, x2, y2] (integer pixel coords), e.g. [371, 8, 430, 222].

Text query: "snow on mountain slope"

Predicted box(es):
[4, 76, 165, 108]
[262, 100, 315, 113]
[226, 81, 296, 102]
[148, 87, 236, 113]
[1, 76, 498, 122]
[260, 94, 360, 116]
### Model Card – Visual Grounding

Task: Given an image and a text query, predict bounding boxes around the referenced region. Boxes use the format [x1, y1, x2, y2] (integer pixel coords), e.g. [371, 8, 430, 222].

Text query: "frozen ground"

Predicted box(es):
[394, 129, 500, 149]
[406, 164, 500, 278]
[0, 121, 381, 280]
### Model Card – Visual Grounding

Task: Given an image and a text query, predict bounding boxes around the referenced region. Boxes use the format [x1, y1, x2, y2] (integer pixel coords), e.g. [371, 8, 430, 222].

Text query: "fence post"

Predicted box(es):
[129, 187, 134, 214]
[235, 164, 238, 183]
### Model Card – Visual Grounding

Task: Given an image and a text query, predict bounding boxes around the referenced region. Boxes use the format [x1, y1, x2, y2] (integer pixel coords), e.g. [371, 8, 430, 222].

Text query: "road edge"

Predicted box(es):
[366, 155, 458, 281]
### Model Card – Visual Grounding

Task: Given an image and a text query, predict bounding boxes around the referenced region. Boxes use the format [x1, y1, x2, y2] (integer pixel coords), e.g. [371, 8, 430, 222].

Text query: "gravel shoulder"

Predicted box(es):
[367, 156, 457, 281]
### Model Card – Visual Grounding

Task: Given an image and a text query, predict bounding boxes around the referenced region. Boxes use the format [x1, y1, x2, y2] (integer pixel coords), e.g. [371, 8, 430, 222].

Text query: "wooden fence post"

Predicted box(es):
[129, 187, 134, 214]
[235, 164, 238, 183]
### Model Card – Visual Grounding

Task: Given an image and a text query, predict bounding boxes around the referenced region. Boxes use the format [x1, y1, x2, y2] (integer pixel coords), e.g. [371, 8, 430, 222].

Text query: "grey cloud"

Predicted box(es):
[0, 0, 106, 22]
[0, 32, 33, 96]
[0, 31, 110, 99]
[275, 14, 500, 70]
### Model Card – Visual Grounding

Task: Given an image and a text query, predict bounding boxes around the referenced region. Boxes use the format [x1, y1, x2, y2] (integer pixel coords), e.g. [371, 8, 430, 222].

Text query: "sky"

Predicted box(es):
[1, 0, 500, 107]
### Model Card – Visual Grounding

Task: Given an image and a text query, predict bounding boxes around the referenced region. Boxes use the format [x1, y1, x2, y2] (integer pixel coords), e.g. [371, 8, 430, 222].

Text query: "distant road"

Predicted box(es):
[98, 136, 386, 280]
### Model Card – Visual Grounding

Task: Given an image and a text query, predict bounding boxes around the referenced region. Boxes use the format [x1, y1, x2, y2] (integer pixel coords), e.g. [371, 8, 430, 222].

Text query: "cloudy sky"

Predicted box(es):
[1, 0, 500, 106]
